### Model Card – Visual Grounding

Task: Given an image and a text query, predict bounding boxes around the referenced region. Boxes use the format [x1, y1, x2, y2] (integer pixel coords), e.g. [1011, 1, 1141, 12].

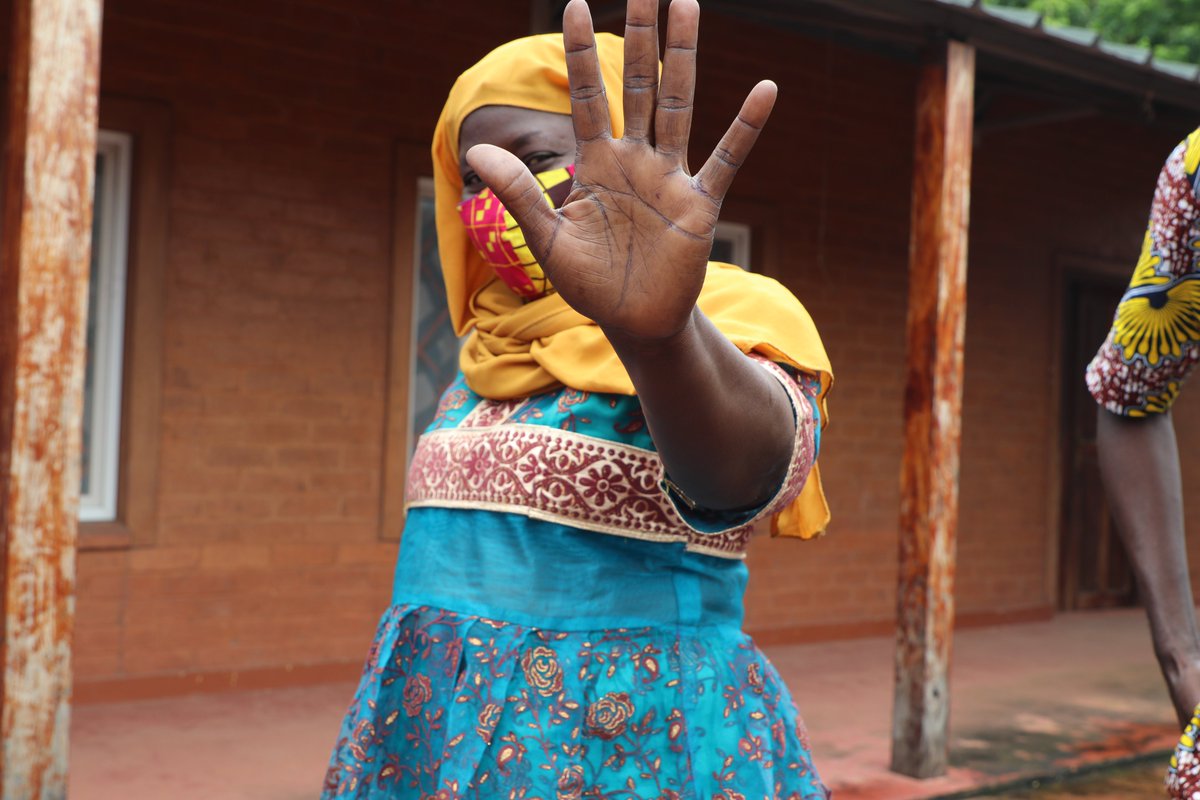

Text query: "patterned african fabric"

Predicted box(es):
[1087, 129, 1200, 416]
[321, 361, 829, 799]
[457, 165, 574, 300]
[1168, 703, 1200, 799]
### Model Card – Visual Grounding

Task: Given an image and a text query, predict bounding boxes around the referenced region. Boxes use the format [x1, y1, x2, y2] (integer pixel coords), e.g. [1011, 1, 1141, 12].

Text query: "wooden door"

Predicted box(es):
[1059, 274, 1137, 610]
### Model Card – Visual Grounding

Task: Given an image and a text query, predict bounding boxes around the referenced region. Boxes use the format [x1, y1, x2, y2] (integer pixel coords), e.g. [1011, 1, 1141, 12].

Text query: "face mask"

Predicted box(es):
[457, 164, 574, 300]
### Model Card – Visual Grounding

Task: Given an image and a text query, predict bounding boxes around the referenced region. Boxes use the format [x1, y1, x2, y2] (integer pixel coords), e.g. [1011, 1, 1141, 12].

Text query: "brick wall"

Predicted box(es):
[58, 0, 1200, 696]
[74, 0, 532, 692]
[695, 24, 918, 635]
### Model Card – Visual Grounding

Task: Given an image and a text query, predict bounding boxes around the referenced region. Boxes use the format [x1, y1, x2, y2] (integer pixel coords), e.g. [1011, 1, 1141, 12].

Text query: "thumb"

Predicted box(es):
[465, 144, 559, 247]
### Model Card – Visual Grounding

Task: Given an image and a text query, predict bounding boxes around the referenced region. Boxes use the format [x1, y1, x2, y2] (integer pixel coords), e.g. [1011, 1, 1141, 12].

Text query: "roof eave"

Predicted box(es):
[793, 0, 1200, 112]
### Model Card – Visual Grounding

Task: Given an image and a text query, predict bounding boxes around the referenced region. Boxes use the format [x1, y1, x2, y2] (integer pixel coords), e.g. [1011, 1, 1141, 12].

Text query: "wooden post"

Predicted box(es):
[891, 39, 975, 780]
[0, 0, 103, 794]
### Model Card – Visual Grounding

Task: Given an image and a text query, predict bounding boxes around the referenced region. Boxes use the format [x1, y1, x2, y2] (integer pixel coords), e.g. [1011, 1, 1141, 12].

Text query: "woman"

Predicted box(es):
[1087, 125, 1200, 799]
[323, 0, 833, 797]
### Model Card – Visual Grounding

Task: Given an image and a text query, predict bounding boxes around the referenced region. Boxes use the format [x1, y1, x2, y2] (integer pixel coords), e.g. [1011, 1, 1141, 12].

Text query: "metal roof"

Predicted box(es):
[832, 0, 1200, 111]
[971, 1, 1200, 80]
[700, 0, 1200, 115]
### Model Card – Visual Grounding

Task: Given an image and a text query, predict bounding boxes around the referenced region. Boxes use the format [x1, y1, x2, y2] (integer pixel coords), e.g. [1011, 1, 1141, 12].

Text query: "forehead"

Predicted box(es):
[457, 106, 574, 163]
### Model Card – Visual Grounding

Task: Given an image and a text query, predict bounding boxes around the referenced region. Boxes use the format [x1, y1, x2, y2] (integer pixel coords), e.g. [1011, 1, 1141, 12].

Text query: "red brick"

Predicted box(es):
[199, 544, 271, 571]
[274, 446, 343, 467]
[275, 494, 343, 518]
[269, 544, 337, 568]
[129, 547, 202, 572]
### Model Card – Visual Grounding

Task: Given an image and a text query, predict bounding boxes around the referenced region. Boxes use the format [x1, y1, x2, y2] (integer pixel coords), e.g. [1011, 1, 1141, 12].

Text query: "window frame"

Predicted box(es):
[78, 130, 133, 523]
[712, 220, 753, 270]
[78, 97, 170, 550]
[406, 177, 458, 461]
[381, 142, 427, 540]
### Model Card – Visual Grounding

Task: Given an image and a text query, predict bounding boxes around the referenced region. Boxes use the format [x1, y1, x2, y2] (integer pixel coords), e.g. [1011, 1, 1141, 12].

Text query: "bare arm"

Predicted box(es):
[467, 0, 795, 511]
[606, 309, 793, 511]
[1097, 408, 1200, 726]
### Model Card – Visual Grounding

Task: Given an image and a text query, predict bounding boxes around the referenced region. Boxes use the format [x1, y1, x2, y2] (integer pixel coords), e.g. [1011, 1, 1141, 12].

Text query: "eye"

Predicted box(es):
[461, 170, 484, 195]
[522, 152, 558, 170]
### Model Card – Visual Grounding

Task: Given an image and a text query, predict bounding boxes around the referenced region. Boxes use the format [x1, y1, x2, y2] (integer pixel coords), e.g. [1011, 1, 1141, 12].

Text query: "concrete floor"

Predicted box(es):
[69, 608, 1180, 799]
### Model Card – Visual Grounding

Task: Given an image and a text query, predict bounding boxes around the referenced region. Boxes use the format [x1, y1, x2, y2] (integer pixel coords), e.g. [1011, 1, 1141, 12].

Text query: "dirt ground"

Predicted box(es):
[984, 757, 1167, 798]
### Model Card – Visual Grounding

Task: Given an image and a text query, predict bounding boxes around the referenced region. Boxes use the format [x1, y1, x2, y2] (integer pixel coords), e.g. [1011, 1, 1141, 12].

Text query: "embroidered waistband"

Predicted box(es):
[405, 358, 815, 559]
[405, 423, 753, 558]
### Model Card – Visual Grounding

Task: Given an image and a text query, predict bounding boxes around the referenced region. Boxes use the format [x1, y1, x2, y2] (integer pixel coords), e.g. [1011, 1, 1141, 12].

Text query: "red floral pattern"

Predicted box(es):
[556, 764, 586, 800]
[401, 674, 432, 717]
[520, 645, 564, 696]
[584, 691, 635, 739]
[474, 703, 500, 744]
[331, 359, 828, 799]
[322, 605, 829, 799]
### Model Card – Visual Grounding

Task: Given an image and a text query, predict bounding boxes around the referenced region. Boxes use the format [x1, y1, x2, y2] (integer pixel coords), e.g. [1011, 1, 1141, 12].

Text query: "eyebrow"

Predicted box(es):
[508, 131, 540, 152]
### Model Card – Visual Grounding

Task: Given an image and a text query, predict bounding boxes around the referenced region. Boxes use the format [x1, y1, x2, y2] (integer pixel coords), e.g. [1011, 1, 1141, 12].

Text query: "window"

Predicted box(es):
[382, 144, 454, 540]
[711, 220, 752, 270]
[408, 178, 460, 450]
[77, 97, 170, 547]
[79, 130, 132, 523]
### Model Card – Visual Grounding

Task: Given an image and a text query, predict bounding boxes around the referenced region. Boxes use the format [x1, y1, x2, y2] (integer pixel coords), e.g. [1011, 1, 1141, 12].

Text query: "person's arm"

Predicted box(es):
[466, 0, 795, 511]
[604, 309, 794, 511]
[1097, 408, 1200, 727]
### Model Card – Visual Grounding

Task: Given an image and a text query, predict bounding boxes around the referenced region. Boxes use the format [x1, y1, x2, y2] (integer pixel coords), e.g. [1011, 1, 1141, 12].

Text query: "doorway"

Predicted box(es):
[1058, 273, 1137, 610]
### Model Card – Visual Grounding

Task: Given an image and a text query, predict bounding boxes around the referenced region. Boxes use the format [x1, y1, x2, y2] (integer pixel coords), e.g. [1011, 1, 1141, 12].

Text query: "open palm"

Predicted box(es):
[466, 0, 777, 341]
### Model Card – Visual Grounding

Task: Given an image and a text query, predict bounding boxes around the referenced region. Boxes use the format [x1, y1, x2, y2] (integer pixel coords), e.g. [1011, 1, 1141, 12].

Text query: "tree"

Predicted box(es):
[988, 0, 1200, 64]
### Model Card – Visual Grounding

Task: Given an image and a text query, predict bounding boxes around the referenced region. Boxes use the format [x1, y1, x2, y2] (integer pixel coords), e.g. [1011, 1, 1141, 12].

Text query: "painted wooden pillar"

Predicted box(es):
[891, 39, 975, 780]
[0, 0, 103, 794]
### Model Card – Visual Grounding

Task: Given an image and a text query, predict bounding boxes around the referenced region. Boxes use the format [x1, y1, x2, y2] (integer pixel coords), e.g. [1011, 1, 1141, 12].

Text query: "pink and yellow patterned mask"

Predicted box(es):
[457, 165, 575, 299]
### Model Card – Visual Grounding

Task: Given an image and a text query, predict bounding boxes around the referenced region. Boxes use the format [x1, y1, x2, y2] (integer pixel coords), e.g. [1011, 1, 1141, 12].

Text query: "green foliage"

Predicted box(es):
[987, 0, 1200, 64]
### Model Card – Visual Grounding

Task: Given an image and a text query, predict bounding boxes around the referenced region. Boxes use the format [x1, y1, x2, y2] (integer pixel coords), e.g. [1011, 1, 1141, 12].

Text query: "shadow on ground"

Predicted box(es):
[951, 711, 1175, 777]
[955, 754, 1169, 799]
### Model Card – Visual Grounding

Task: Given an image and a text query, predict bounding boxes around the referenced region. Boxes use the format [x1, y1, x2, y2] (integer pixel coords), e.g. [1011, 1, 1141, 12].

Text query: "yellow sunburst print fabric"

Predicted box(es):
[1087, 128, 1200, 417]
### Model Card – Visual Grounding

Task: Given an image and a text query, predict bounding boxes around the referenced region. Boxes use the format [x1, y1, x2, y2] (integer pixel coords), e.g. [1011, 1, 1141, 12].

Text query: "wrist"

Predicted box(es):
[602, 307, 701, 362]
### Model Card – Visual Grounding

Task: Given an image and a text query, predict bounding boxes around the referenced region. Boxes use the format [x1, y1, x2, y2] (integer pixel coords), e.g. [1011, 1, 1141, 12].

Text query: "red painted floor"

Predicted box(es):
[69, 609, 1179, 799]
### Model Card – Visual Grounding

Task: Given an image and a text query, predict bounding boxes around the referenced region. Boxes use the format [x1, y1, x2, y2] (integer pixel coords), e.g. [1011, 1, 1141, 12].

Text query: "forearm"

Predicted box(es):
[1096, 409, 1200, 717]
[603, 307, 795, 511]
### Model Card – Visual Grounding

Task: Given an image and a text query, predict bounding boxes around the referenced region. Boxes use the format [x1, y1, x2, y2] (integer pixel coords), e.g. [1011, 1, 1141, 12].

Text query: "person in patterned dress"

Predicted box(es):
[1086, 126, 1200, 798]
[321, 0, 835, 798]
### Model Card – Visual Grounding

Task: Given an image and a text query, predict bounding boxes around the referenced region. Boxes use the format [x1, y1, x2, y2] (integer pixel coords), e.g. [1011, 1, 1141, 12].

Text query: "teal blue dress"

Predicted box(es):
[323, 359, 829, 799]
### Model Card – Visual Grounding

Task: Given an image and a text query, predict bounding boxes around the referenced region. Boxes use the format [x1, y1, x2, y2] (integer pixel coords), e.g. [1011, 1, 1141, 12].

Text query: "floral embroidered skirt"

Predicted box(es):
[321, 509, 829, 800]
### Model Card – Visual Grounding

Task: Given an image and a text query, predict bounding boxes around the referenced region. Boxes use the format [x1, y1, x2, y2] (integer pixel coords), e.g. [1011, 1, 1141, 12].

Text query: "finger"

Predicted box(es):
[563, 0, 612, 144]
[466, 144, 559, 251]
[695, 80, 777, 201]
[622, 0, 659, 143]
[655, 0, 699, 162]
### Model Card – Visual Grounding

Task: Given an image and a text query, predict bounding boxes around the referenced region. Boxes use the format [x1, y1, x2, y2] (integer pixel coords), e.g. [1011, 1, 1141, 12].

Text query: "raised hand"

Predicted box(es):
[465, 0, 777, 342]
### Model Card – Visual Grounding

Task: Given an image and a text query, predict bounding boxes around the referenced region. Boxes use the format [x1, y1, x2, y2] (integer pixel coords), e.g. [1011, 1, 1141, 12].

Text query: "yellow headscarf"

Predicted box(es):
[431, 33, 834, 539]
